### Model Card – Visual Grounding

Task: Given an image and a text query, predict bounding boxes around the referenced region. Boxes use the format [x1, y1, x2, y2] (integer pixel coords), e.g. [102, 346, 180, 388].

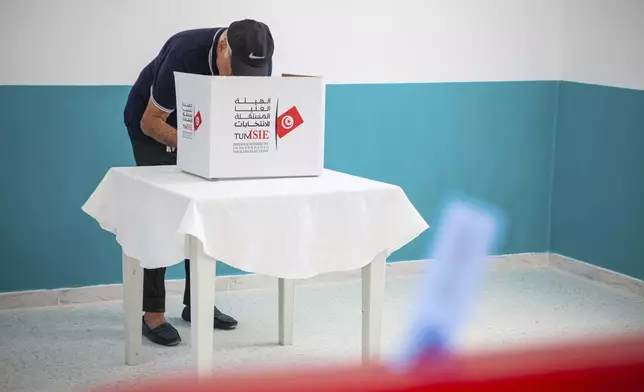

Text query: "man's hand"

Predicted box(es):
[140, 97, 177, 148]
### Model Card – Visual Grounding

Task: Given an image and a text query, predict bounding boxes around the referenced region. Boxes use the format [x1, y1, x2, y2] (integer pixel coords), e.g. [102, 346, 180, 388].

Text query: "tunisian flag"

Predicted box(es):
[276, 106, 304, 139]
[194, 111, 202, 131]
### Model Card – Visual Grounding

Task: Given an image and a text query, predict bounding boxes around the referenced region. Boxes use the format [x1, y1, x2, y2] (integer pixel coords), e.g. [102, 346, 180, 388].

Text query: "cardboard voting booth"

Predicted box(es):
[174, 72, 325, 179]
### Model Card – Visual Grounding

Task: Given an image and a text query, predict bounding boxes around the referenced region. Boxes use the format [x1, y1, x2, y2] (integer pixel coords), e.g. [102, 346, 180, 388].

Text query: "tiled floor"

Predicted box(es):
[1, 266, 643, 392]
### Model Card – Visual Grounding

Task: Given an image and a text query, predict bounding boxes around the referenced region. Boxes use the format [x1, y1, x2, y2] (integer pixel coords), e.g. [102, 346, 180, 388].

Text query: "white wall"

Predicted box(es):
[0, 0, 562, 85]
[1, 0, 642, 88]
[562, 0, 644, 90]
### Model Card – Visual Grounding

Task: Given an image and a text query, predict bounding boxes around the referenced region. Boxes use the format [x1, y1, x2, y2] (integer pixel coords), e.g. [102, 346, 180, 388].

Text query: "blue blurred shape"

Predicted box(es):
[393, 198, 506, 370]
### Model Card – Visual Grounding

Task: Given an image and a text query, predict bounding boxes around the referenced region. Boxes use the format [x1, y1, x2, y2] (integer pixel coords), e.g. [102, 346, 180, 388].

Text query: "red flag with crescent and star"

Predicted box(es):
[276, 106, 304, 139]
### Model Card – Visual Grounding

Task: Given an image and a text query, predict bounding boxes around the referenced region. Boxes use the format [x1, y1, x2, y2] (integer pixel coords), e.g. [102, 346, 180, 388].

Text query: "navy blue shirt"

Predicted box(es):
[123, 27, 224, 140]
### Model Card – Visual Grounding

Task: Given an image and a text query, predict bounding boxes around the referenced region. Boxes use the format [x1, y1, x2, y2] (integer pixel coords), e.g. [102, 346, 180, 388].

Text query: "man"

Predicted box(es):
[123, 19, 274, 346]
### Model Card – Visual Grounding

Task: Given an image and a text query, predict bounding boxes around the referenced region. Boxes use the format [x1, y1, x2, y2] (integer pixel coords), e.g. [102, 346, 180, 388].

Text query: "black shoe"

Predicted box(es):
[142, 317, 182, 346]
[181, 306, 238, 330]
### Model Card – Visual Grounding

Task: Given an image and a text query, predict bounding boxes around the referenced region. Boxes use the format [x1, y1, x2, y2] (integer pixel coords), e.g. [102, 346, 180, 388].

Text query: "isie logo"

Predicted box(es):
[231, 99, 304, 151]
[180, 101, 197, 140]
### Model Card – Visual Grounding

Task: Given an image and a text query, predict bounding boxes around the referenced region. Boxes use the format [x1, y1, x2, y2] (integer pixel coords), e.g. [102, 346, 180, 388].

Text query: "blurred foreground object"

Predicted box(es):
[394, 199, 506, 369]
[95, 332, 644, 391]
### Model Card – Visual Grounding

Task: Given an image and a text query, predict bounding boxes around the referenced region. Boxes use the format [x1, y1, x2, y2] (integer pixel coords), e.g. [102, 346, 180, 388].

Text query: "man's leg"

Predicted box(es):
[181, 259, 239, 330]
[127, 127, 237, 332]
[142, 267, 167, 325]
[127, 129, 181, 346]
[140, 262, 181, 346]
[183, 259, 191, 306]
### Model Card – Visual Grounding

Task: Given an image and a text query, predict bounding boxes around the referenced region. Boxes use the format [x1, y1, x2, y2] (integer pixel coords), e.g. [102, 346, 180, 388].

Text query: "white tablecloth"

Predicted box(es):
[82, 166, 429, 279]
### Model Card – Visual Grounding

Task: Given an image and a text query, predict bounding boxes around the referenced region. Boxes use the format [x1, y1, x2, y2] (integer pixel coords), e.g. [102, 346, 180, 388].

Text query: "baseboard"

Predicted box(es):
[1, 252, 641, 311]
[547, 253, 644, 297]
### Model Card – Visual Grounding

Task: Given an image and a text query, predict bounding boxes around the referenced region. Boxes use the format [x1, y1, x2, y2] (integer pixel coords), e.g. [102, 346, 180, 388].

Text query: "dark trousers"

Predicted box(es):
[127, 126, 192, 312]
[143, 259, 194, 312]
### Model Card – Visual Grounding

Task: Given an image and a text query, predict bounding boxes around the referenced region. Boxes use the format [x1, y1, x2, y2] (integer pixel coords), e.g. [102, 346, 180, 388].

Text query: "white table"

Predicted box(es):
[82, 166, 428, 375]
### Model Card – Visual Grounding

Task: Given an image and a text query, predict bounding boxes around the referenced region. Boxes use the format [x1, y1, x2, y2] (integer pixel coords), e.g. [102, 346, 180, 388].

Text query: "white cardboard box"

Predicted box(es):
[174, 72, 325, 179]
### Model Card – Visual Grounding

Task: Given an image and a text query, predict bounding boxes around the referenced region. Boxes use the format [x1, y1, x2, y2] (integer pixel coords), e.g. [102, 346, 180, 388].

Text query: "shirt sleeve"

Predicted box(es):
[150, 52, 181, 113]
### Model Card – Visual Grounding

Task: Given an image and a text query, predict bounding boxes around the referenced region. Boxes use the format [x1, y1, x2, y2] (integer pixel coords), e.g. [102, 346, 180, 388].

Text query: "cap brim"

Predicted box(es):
[231, 56, 270, 76]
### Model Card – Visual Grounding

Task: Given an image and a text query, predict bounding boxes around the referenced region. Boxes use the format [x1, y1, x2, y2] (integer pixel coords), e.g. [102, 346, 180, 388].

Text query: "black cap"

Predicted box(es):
[227, 19, 274, 76]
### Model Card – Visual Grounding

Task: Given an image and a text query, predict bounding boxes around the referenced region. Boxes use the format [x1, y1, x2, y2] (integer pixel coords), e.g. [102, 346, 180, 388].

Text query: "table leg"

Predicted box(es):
[188, 236, 216, 376]
[122, 251, 143, 366]
[362, 251, 386, 363]
[278, 278, 295, 345]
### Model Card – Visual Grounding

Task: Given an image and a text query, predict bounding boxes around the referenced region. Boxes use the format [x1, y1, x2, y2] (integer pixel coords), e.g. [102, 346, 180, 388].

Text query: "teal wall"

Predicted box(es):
[0, 82, 558, 292]
[551, 82, 644, 280]
[3, 81, 641, 291]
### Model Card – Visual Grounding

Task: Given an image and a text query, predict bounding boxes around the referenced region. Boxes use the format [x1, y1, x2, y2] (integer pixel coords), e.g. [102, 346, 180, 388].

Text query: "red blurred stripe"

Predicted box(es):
[94, 333, 644, 392]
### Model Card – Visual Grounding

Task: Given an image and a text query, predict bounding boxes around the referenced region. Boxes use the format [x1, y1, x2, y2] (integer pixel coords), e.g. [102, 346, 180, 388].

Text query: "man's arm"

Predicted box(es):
[140, 97, 177, 148]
